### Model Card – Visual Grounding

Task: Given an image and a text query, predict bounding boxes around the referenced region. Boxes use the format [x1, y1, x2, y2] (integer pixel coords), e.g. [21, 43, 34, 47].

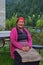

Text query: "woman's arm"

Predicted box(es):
[10, 28, 23, 49]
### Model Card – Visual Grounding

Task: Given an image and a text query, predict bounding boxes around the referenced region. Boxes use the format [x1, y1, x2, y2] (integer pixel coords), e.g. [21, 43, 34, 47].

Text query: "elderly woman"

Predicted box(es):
[10, 17, 41, 65]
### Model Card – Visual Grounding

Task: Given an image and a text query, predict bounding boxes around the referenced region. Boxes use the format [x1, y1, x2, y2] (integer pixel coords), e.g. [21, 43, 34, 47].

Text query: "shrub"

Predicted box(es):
[6, 14, 17, 30]
[36, 15, 43, 31]
[28, 27, 43, 45]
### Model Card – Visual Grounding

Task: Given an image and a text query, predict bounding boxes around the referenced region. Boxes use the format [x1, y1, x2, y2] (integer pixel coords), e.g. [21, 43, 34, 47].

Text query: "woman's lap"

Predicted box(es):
[14, 51, 40, 65]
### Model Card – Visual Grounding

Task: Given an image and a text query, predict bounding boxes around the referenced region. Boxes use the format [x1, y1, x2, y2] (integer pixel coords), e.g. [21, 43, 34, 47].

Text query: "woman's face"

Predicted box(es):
[17, 19, 25, 28]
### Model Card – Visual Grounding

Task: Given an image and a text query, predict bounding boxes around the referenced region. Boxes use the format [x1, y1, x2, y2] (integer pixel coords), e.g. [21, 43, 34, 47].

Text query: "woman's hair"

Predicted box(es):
[16, 17, 25, 23]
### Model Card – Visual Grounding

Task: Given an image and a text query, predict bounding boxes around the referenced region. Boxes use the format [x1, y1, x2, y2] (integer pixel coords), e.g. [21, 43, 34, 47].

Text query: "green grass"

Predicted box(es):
[0, 46, 14, 65]
[39, 50, 43, 65]
[0, 52, 14, 65]
[0, 46, 43, 65]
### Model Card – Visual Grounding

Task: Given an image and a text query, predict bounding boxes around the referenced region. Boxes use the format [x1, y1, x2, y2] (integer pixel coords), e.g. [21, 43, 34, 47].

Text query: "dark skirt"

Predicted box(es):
[14, 51, 40, 65]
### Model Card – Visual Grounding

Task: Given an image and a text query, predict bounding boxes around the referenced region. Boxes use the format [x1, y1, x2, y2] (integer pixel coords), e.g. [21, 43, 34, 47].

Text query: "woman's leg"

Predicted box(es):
[22, 61, 40, 65]
[14, 51, 23, 65]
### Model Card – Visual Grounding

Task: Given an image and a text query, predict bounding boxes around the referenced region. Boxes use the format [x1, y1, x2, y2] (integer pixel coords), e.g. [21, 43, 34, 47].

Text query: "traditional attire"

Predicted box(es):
[10, 27, 41, 65]
[10, 27, 32, 59]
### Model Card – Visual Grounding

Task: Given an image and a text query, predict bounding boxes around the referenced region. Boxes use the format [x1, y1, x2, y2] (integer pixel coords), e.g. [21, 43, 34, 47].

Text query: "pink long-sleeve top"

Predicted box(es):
[10, 27, 32, 59]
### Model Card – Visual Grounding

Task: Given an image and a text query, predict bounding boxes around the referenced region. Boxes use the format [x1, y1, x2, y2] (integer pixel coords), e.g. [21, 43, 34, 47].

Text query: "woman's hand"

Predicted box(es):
[22, 46, 30, 52]
[26, 46, 30, 51]
[22, 47, 26, 51]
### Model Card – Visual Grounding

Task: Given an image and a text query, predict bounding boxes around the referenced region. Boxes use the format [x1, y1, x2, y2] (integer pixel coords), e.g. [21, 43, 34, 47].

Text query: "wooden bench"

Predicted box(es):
[0, 31, 43, 54]
[0, 31, 11, 48]
[32, 45, 43, 53]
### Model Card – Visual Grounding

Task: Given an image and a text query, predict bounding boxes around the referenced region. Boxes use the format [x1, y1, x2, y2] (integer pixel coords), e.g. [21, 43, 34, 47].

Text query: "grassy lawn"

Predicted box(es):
[0, 46, 43, 65]
[0, 46, 14, 65]
[0, 52, 14, 65]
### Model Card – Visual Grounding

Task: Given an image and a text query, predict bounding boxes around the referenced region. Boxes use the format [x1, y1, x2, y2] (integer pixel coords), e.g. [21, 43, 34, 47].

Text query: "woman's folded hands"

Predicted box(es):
[22, 46, 30, 52]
